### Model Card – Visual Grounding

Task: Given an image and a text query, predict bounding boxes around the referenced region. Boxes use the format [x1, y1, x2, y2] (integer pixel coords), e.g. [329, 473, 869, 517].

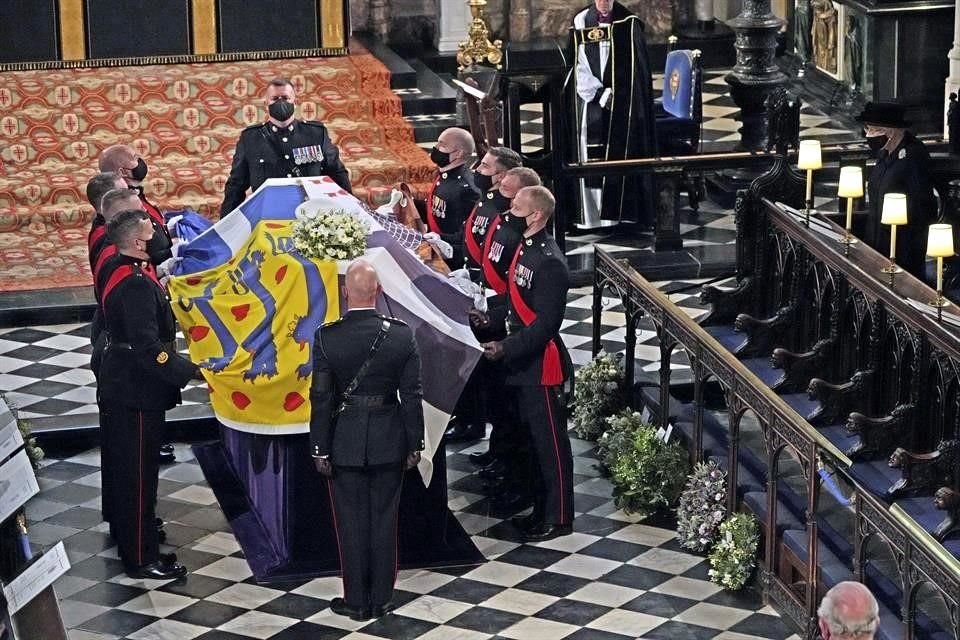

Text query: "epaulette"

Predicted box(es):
[378, 314, 407, 326]
[300, 120, 327, 129]
[321, 317, 344, 328]
[241, 122, 267, 132]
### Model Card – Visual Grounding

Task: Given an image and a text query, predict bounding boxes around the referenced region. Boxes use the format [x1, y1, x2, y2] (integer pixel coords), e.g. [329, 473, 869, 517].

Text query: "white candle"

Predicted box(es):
[890, 225, 897, 260]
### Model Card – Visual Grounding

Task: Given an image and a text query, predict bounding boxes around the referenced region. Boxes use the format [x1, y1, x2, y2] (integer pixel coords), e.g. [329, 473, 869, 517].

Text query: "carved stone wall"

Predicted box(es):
[527, 0, 673, 41]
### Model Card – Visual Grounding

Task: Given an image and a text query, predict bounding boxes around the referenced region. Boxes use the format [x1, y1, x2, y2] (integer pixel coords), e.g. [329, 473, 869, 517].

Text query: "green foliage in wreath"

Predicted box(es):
[676, 460, 728, 553]
[572, 351, 625, 441]
[598, 410, 689, 518]
[1, 394, 44, 469]
[708, 512, 760, 591]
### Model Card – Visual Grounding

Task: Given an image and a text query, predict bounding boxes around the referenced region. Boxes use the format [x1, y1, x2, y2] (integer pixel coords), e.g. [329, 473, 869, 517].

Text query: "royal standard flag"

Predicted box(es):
[167, 177, 481, 484]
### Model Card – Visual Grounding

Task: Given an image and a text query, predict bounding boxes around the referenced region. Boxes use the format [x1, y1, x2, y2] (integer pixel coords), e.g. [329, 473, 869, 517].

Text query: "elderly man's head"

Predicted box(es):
[818, 582, 879, 640]
[432, 127, 475, 170]
[101, 188, 143, 222]
[344, 259, 381, 310]
[99, 144, 148, 186]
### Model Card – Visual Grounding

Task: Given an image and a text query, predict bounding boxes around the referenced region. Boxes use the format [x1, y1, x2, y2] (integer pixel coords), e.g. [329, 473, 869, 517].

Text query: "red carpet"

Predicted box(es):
[0, 41, 436, 291]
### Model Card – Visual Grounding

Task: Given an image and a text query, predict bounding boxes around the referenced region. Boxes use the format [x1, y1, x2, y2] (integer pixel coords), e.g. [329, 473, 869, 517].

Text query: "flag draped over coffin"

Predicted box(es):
[166, 177, 482, 483]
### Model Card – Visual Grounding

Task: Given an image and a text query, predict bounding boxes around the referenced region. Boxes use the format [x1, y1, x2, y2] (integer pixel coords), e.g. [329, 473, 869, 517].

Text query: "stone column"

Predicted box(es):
[944, 0, 960, 137]
[437, 0, 471, 53]
[725, 0, 788, 150]
[370, 0, 390, 42]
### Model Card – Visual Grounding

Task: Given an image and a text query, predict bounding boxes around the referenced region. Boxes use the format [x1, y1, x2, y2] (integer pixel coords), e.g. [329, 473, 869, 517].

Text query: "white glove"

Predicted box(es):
[423, 232, 452, 259]
[447, 268, 470, 281]
[375, 189, 406, 216]
[473, 292, 488, 313]
[157, 256, 178, 278]
[166, 215, 183, 236]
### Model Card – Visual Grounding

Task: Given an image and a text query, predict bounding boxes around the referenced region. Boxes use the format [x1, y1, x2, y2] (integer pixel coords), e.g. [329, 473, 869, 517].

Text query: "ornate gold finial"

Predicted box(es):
[457, 0, 503, 70]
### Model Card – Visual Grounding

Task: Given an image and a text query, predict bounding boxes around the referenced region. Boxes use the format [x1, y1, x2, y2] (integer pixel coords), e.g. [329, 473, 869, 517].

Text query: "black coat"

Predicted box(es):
[865, 132, 938, 279]
[421, 164, 481, 268]
[98, 256, 197, 411]
[490, 229, 573, 387]
[464, 189, 511, 272]
[309, 310, 425, 467]
[221, 119, 352, 216]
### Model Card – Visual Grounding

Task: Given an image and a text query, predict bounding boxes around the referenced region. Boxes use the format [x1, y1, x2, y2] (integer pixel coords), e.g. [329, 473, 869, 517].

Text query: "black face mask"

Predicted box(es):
[145, 224, 172, 265]
[866, 134, 888, 154]
[268, 99, 295, 122]
[130, 158, 148, 181]
[430, 146, 451, 167]
[474, 171, 494, 192]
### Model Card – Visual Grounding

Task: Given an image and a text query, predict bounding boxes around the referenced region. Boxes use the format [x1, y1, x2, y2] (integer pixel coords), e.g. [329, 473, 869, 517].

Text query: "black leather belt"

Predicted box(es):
[341, 394, 398, 408]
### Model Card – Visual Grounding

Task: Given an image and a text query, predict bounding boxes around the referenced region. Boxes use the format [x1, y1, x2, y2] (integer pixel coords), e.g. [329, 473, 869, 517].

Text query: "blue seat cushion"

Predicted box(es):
[848, 460, 901, 499]
[704, 324, 747, 354]
[742, 357, 783, 387]
[780, 393, 821, 421]
[782, 528, 852, 587]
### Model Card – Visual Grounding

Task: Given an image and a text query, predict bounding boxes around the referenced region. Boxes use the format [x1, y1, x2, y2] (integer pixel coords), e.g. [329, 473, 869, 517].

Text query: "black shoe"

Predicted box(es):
[511, 513, 541, 533]
[126, 560, 187, 580]
[469, 450, 496, 467]
[371, 601, 396, 618]
[522, 523, 573, 542]
[490, 493, 533, 517]
[159, 443, 176, 465]
[159, 552, 178, 566]
[330, 597, 372, 621]
[444, 421, 485, 443]
[478, 460, 507, 480]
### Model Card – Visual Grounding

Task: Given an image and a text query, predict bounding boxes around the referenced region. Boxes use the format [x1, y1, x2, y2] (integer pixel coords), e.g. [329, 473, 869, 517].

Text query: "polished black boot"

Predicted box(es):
[159, 443, 176, 465]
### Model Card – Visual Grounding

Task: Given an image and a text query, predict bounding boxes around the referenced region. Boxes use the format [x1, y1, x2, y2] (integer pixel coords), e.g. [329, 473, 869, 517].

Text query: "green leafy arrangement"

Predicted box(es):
[1, 395, 44, 469]
[598, 410, 689, 518]
[572, 351, 625, 440]
[708, 513, 760, 590]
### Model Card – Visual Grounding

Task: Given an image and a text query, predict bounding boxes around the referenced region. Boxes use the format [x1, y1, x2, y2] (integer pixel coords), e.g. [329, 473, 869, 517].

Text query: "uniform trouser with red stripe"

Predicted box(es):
[512, 384, 574, 526]
[329, 466, 404, 609]
[105, 403, 162, 570]
[98, 399, 115, 526]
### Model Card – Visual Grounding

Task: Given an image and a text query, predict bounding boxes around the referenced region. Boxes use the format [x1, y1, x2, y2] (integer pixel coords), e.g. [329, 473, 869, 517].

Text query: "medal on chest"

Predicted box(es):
[292, 145, 324, 165]
[514, 263, 534, 289]
[472, 213, 490, 236]
[489, 240, 504, 263]
[432, 195, 448, 219]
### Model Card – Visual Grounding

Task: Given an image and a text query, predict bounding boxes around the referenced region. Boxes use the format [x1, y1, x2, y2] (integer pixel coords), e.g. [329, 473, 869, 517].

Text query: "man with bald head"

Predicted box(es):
[310, 259, 425, 621]
[818, 581, 880, 639]
[421, 127, 480, 268]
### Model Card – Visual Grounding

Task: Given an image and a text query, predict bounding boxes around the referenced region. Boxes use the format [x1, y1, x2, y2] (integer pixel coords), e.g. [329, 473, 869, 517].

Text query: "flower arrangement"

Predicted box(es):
[1, 395, 44, 469]
[676, 460, 728, 553]
[572, 351, 625, 441]
[599, 410, 689, 518]
[292, 207, 368, 262]
[708, 512, 760, 590]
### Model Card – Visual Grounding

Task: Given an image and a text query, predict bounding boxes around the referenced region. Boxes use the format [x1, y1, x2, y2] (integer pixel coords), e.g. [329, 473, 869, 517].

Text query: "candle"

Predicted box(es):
[798, 140, 822, 209]
[838, 166, 864, 233]
[890, 225, 897, 260]
[926, 223, 955, 299]
[881, 193, 907, 261]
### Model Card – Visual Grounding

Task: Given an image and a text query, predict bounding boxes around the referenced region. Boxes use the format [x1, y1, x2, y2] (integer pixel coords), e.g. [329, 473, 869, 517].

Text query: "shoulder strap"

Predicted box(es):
[335, 319, 391, 416]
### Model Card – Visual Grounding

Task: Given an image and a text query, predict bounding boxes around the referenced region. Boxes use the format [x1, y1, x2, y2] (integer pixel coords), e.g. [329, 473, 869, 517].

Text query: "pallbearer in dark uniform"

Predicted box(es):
[571, 0, 656, 228]
[857, 102, 937, 280]
[86, 172, 127, 275]
[98, 210, 200, 579]
[469, 169, 543, 513]
[462, 147, 522, 276]
[420, 127, 481, 268]
[478, 186, 575, 541]
[221, 77, 351, 217]
[310, 260, 425, 622]
[445, 147, 521, 444]
[99, 144, 173, 263]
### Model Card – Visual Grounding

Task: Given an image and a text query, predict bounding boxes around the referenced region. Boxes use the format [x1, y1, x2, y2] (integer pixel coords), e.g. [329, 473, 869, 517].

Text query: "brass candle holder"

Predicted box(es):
[927, 223, 954, 321]
[797, 140, 822, 227]
[879, 193, 907, 286]
[837, 166, 863, 255]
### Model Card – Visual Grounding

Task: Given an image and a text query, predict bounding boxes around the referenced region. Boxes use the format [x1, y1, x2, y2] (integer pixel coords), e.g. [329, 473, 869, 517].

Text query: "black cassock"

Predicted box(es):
[572, 3, 656, 226]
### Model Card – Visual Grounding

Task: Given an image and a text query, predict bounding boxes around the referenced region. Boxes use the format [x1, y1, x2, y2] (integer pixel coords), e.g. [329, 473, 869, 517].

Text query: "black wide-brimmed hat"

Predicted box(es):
[856, 101, 910, 128]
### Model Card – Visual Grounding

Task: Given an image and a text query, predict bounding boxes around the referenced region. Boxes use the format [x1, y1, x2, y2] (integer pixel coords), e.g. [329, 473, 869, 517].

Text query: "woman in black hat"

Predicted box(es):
[857, 101, 937, 280]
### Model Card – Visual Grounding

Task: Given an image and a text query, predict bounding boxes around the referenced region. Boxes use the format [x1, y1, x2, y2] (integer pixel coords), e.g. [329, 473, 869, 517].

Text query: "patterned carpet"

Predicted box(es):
[0, 42, 435, 292]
